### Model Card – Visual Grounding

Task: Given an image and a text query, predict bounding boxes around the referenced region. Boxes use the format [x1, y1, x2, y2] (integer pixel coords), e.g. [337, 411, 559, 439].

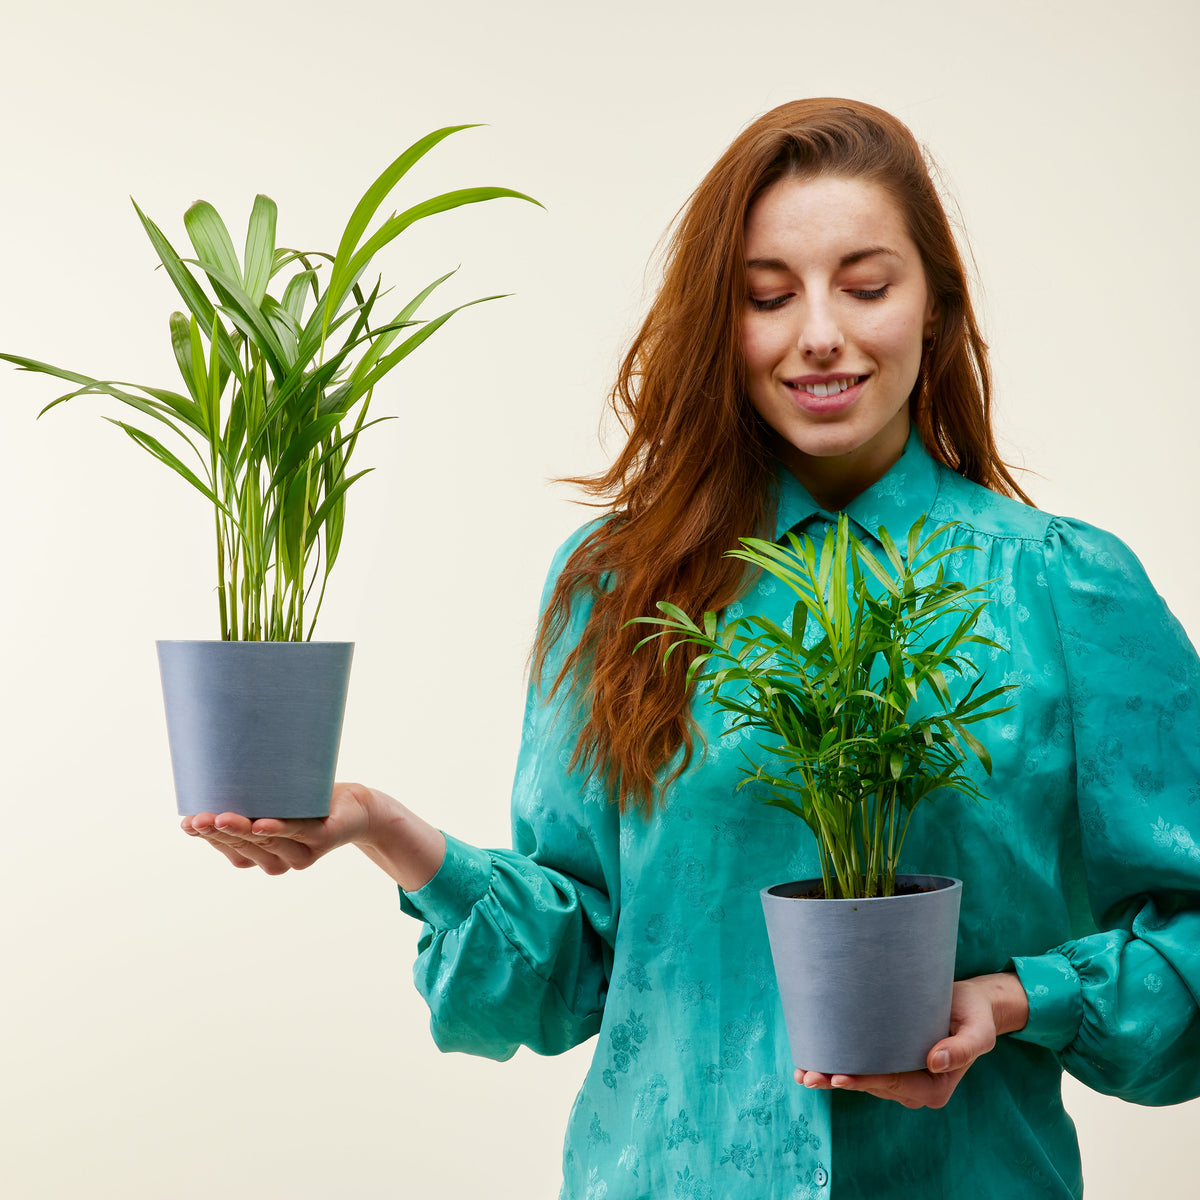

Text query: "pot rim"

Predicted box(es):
[761, 875, 962, 903]
[156, 639, 354, 647]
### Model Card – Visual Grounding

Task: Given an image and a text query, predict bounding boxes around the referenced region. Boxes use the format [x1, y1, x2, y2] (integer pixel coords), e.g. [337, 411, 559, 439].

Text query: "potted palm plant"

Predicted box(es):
[2, 124, 538, 820]
[634, 514, 1015, 1073]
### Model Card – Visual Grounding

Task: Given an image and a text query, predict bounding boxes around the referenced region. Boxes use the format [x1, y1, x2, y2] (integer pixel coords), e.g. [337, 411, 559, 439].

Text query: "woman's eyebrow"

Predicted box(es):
[839, 245, 900, 267]
[745, 246, 901, 271]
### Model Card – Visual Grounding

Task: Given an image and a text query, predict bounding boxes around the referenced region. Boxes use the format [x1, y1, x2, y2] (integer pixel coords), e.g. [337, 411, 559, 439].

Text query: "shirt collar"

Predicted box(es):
[771, 426, 943, 556]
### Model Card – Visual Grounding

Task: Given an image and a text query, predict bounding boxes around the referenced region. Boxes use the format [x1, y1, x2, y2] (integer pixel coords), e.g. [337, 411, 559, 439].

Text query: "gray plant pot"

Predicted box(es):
[157, 640, 354, 819]
[760, 875, 962, 1075]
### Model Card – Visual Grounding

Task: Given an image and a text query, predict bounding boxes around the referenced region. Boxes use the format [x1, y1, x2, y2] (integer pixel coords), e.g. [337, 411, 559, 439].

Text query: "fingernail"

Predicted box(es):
[931, 1050, 950, 1072]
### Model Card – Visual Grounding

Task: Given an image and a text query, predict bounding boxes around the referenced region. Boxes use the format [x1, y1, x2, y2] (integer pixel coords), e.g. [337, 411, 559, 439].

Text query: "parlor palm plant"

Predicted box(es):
[2, 123, 537, 642]
[635, 513, 1014, 899]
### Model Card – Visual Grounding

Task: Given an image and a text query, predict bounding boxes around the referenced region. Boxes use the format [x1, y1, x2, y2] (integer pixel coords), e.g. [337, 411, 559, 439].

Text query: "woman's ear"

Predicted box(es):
[923, 296, 939, 341]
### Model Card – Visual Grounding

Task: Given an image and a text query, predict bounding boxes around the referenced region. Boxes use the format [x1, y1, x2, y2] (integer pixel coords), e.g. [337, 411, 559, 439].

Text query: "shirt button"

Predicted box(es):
[813, 1165, 828, 1187]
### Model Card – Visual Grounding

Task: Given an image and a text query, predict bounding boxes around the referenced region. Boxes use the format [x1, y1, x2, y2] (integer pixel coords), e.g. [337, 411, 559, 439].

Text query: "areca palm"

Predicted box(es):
[2, 124, 539, 641]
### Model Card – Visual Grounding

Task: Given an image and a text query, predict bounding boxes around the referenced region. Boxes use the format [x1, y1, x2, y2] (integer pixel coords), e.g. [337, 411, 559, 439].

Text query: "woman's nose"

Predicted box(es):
[796, 303, 844, 359]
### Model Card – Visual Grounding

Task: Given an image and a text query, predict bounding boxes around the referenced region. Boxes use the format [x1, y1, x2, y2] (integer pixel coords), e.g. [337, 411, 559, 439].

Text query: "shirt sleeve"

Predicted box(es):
[397, 521, 621, 1061]
[1009, 517, 1200, 1105]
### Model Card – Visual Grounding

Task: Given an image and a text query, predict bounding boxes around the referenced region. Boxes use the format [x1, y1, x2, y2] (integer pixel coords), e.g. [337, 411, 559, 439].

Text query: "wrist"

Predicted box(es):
[355, 788, 446, 891]
[976, 971, 1030, 1036]
[349, 783, 402, 851]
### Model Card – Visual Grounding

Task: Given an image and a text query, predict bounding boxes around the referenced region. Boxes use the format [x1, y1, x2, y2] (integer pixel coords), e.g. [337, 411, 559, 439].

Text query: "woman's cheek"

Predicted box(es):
[740, 320, 782, 374]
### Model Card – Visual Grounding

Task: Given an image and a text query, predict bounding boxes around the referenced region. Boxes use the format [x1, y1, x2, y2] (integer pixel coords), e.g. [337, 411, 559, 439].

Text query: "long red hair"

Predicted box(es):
[533, 98, 1030, 815]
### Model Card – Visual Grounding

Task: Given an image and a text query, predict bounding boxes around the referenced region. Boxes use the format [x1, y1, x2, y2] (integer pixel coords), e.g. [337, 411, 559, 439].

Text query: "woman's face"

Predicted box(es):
[740, 174, 936, 508]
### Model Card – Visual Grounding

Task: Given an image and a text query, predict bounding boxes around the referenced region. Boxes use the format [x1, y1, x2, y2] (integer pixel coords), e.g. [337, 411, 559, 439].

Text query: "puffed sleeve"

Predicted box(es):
[1009, 517, 1200, 1104]
[397, 521, 621, 1060]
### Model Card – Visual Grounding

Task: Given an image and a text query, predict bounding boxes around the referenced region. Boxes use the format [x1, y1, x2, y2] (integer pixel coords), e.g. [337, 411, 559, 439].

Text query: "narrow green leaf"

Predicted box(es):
[877, 524, 905, 574]
[855, 542, 901, 596]
[308, 467, 372, 556]
[105, 418, 222, 508]
[278, 469, 309, 588]
[187, 314, 208, 412]
[323, 125, 480, 338]
[184, 200, 243, 288]
[261, 296, 300, 368]
[140, 385, 209, 435]
[206, 309, 224, 448]
[320, 443, 348, 566]
[243, 194, 278, 307]
[954, 723, 993, 773]
[169, 312, 203, 407]
[281, 268, 318, 324]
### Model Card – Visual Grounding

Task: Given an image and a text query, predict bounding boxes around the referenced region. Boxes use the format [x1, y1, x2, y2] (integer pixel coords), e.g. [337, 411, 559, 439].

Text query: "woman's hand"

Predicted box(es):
[794, 972, 1029, 1109]
[181, 781, 446, 891]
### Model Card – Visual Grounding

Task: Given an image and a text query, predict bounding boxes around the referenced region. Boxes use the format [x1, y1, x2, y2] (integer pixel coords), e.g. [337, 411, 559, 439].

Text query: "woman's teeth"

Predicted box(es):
[794, 376, 862, 398]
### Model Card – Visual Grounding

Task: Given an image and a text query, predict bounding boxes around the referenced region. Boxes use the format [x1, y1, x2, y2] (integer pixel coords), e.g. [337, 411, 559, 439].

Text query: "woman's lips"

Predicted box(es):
[784, 375, 867, 415]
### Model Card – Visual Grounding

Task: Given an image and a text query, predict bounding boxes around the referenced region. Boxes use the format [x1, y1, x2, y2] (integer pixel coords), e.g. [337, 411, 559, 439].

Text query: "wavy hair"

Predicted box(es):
[533, 97, 1030, 815]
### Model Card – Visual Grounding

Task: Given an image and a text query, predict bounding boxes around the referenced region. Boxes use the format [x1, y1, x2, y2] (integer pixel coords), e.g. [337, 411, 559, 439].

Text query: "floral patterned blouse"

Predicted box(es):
[399, 430, 1200, 1199]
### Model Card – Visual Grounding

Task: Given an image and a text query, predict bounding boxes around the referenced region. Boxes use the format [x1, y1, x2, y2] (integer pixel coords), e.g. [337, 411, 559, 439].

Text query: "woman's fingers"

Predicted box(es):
[839, 1069, 961, 1109]
[794, 1066, 961, 1109]
[184, 811, 301, 874]
[248, 817, 309, 840]
[181, 801, 361, 872]
[180, 785, 377, 875]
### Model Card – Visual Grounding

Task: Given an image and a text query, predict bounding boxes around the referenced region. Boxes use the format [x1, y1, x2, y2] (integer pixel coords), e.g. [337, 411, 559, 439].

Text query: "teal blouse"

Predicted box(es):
[399, 431, 1200, 1199]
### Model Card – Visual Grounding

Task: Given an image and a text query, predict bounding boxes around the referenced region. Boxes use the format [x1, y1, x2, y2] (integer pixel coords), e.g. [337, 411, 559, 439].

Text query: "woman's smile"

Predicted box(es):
[784, 372, 870, 413]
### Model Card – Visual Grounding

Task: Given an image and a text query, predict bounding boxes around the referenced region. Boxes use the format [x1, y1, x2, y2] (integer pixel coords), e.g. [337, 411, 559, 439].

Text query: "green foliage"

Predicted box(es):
[633, 514, 1015, 899]
[2, 124, 539, 641]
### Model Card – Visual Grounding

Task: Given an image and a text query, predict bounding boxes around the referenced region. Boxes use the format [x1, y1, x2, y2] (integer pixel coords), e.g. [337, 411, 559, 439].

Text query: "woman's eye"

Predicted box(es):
[749, 295, 789, 311]
[848, 286, 890, 300]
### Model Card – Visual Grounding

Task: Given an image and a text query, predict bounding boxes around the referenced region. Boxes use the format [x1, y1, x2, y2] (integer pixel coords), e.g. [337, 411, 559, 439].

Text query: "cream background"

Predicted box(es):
[1, 1, 1196, 1196]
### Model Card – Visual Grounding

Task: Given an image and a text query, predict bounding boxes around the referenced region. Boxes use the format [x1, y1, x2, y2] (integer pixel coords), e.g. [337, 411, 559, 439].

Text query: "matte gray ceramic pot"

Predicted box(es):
[157, 640, 353, 819]
[760, 874, 962, 1075]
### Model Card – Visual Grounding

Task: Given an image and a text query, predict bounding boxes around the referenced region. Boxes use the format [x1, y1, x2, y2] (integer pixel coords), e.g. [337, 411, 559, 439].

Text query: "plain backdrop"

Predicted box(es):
[2, 1, 1196, 1196]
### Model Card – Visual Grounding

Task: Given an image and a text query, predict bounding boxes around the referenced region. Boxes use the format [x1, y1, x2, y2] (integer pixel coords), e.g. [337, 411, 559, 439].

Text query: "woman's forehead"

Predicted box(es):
[744, 176, 916, 265]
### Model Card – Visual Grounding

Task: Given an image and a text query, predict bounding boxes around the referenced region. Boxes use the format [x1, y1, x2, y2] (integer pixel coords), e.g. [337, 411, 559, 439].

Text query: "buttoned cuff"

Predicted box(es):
[1007, 951, 1084, 1052]
[398, 833, 493, 929]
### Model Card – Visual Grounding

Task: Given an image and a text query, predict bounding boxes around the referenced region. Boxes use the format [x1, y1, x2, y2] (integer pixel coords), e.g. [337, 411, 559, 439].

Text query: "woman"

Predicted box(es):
[184, 100, 1200, 1198]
